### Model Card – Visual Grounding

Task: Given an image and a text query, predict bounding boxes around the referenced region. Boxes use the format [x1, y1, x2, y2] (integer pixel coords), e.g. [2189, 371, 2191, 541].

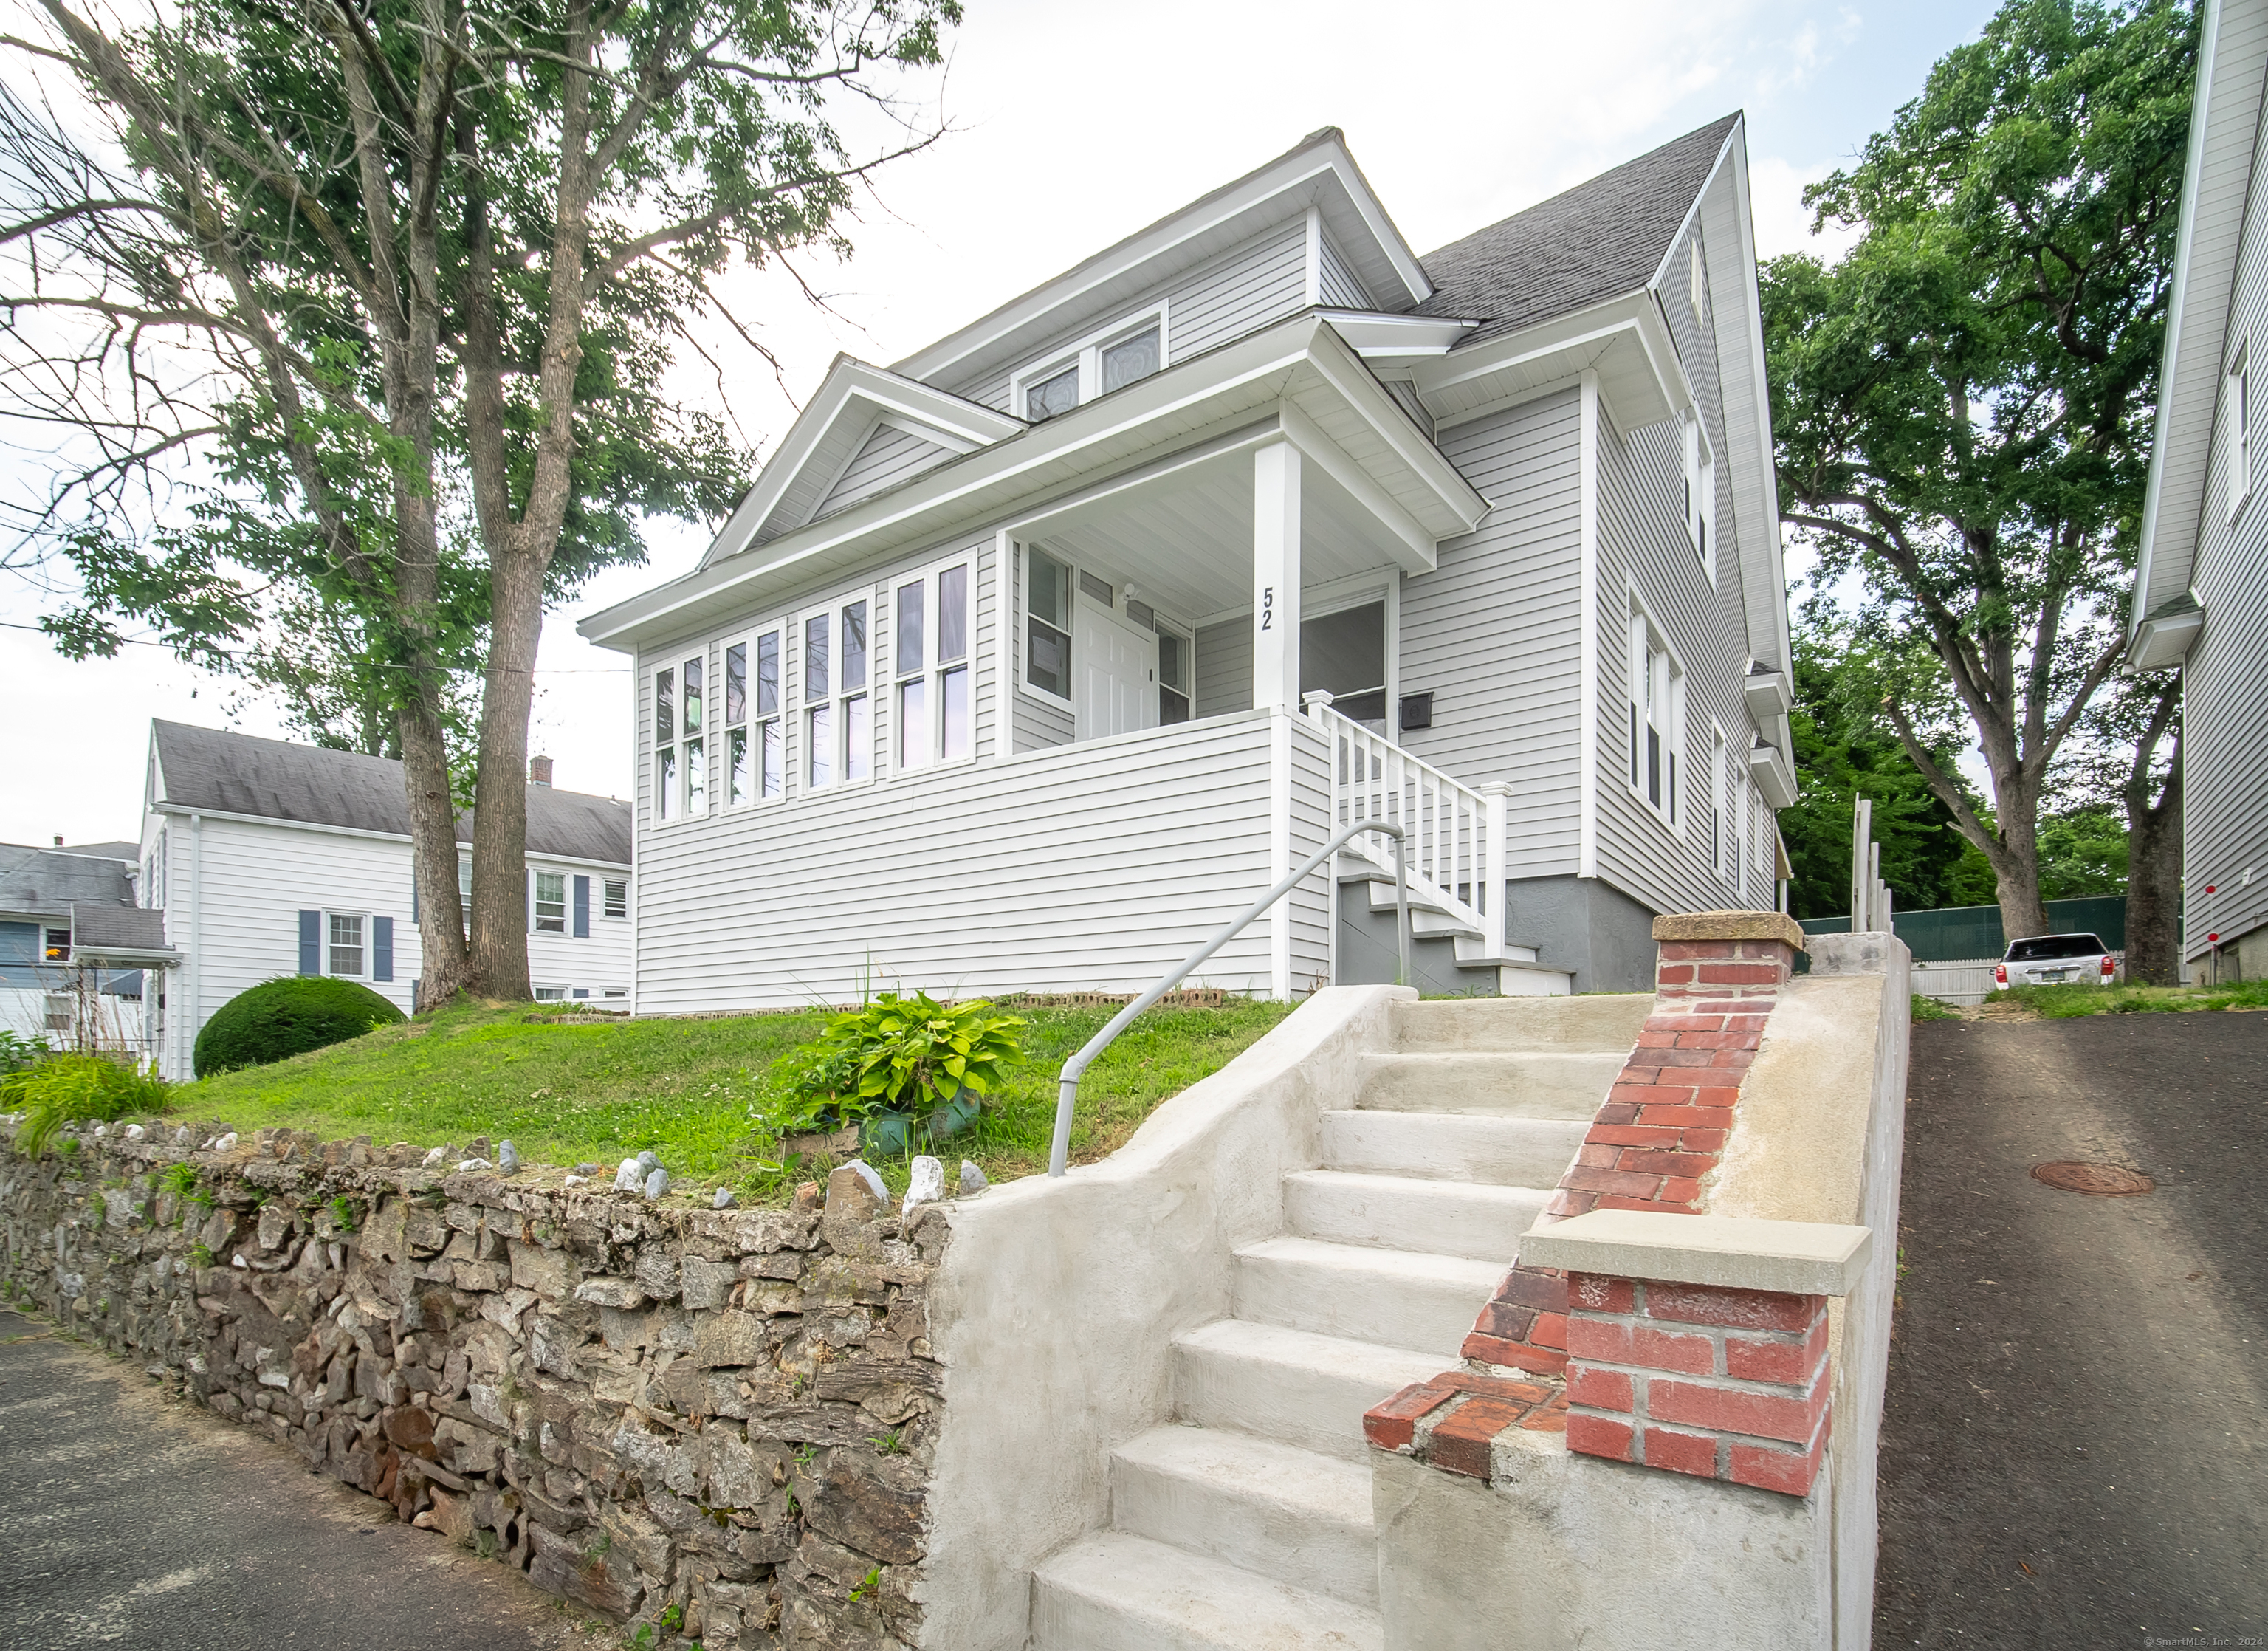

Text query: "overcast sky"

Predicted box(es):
[0, 0, 1999, 847]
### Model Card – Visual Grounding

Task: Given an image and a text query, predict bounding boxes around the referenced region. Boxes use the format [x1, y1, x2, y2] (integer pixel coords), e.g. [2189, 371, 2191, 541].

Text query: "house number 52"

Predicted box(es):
[1260, 586, 1274, 631]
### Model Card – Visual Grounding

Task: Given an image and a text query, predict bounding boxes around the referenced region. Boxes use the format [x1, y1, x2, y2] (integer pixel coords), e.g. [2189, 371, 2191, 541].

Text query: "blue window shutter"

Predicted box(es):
[298, 910, 320, 975]
[573, 876, 590, 938]
[372, 916, 394, 982]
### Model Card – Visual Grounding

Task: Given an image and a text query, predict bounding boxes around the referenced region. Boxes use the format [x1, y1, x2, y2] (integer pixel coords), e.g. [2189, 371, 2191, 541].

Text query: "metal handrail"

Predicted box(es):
[1048, 819, 1411, 1177]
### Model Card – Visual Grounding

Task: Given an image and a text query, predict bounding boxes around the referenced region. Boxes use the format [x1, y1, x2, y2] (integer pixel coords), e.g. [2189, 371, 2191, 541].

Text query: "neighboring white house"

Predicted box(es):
[141, 721, 635, 1079]
[2133, 0, 2268, 983]
[0, 837, 171, 1060]
[582, 117, 1796, 1005]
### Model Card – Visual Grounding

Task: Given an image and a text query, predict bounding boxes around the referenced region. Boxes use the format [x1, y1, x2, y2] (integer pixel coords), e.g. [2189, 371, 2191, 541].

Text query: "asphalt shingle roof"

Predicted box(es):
[1416, 115, 1739, 345]
[151, 722, 630, 866]
[0, 843, 135, 919]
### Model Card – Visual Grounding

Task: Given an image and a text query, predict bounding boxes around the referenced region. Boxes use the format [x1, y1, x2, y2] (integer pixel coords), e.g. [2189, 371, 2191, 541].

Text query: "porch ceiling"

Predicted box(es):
[1014, 442, 1402, 622]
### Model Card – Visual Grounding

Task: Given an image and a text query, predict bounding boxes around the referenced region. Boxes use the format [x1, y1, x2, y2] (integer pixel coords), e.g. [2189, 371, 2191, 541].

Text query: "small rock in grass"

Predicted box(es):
[422, 1146, 448, 1168]
[124, 1124, 145, 1142]
[174, 1127, 190, 1146]
[711, 1187, 737, 1209]
[92, 1124, 107, 1138]
[456, 1158, 490, 1173]
[959, 1159, 989, 1195]
[636, 1150, 660, 1173]
[846, 1160, 887, 1201]
[614, 1158, 643, 1193]
[643, 1167, 670, 1200]
[574, 1163, 603, 1176]
[904, 1155, 944, 1213]
[497, 1141, 521, 1176]
[791, 1181, 822, 1215]
[213, 1132, 237, 1153]
[230, 1254, 247, 1269]
[467, 1136, 491, 1160]
[563, 1175, 588, 1190]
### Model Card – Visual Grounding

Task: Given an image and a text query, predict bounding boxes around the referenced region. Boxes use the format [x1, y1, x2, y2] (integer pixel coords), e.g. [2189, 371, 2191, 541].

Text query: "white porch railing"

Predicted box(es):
[1304, 693, 1509, 955]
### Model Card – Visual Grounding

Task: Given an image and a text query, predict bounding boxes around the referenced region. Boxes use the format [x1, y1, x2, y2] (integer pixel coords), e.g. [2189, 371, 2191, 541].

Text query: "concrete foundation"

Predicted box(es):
[1500, 875, 1660, 995]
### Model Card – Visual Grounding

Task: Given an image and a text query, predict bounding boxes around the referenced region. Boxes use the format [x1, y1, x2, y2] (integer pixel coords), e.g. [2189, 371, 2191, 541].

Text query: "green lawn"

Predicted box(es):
[174, 996, 1296, 1203]
[1986, 976, 2268, 1018]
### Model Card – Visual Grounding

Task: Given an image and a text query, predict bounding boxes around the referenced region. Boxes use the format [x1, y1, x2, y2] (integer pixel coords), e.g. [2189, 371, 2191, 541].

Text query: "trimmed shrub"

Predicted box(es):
[3, 1054, 170, 1156]
[194, 977, 405, 1077]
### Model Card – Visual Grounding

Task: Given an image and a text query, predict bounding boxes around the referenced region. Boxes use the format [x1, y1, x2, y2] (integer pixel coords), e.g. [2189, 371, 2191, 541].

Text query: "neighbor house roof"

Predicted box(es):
[0, 842, 135, 919]
[1417, 115, 1743, 346]
[148, 721, 632, 866]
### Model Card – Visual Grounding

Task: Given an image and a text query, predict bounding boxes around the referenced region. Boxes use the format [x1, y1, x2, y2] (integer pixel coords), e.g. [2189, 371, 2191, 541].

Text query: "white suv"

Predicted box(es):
[1994, 933, 2118, 989]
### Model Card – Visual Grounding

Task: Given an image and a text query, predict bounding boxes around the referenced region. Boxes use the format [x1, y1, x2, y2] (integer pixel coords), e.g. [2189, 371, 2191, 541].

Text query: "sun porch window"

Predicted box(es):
[722, 628, 783, 805]
[651, 651, 708, 822]
[801, 597, 871, 790]
[896, 557, 972, 769]
[1025, 547, 1073, 699]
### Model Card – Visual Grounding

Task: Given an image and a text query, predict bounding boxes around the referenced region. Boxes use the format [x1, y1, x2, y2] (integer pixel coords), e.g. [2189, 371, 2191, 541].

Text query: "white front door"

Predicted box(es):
[1074, 598, 1157, 741]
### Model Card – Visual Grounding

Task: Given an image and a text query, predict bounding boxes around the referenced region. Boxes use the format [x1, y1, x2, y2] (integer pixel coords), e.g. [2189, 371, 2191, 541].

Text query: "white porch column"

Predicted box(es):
[1254, 441, 1302, 1000]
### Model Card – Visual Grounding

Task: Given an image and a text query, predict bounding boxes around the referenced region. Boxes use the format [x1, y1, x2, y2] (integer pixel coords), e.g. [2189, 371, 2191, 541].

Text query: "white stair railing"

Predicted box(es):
[1304, 693, 1508, 955]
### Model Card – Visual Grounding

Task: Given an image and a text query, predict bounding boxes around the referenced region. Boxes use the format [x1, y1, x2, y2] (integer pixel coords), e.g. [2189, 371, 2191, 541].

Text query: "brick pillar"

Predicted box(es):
[1561, 1273, 1832, 1495]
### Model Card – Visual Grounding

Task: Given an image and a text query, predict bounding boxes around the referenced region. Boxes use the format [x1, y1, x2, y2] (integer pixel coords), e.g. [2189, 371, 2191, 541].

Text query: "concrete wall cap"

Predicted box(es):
[1652, 909, 1808, 950]
[1517, 1209, 1872, 1297]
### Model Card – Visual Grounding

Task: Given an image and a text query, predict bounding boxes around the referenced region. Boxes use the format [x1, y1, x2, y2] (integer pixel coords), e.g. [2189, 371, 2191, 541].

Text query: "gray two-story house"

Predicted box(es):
[583, 117, 1796, 1006]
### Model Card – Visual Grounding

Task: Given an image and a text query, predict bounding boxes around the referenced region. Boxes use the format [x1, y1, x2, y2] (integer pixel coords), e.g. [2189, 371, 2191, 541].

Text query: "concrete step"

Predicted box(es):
[1172, 1319, 1442, 1463]
[1232, 1236, 1502, 1358]
[1283, 1170, 1547, 1264]
[1356, 1051, 1625, 1119]
[1320, 1108, 1587, 1187]
[1389, 993, 1654, 1054]
[1032, 1530, 1384, 1651]
[1494, 963, 1577, 995]
[1110, 1427, 1378, 1610]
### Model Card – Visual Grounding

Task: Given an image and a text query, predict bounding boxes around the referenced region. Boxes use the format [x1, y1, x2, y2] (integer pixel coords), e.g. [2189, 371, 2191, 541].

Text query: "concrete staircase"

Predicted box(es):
[1337, 857, 1576, 997]
[1029, 993, 1652, 1650]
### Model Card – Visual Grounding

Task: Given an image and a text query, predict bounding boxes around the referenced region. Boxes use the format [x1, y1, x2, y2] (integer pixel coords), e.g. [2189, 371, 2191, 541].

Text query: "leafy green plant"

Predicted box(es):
[193, 976, 405, 1077]
[772, 992, 1025, 1133]
[329, 1195, 360, 1232]
[162, 1161, 200, 1197]
[1909, 994, 1959, 1023]
[0, 1030, 49, 1075]
[2, 1055, 171, 1157]
[848, 1566, 880, 1602]
[868, 1427, 904, 1455]
[188, 1243, 216, 1268]
[657, 1604, 683, 1632]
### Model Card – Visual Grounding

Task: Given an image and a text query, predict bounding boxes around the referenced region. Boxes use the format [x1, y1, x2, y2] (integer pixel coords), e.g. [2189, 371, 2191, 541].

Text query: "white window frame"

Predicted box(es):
[1021, 543, 1075, 704]
[2226, 340, 2250, 520]
[602, 877, 629, 921]
[650, 650, 710, 826]
[1683, 412, 1717, 581]
[531, 868, 567, 935]
[893, 552, 977, 772]
[1709, 724, 1729, 875]
[325, 910, 367, 978]
[1624, 592, 1686, 832]
[1010, 303, 1170, 422]
[721, 625, 786, 808]
[533, 984, 568, 1001]
[795, 587, 878, 793]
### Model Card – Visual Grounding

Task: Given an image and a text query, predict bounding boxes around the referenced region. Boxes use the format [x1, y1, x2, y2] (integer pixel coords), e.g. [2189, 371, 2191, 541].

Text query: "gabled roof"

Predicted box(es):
[1416, 116, 1743, 348]
[0, 842, 134, 919]
[700, 358, 1024, 571]
[2134, 0, 2268, 635]
[891, 127, 1432, 391]
[149, 721, 632, 865]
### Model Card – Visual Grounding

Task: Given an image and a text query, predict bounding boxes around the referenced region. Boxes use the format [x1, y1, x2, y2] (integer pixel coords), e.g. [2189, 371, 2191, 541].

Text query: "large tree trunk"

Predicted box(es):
[465, 548, 544, 1001]
[400, 690, 470, 1006]
[2122, 685, 2184, 985]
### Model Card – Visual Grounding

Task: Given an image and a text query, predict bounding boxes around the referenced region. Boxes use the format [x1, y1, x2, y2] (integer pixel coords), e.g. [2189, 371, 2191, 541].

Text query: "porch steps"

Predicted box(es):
[1339, 857, 1575, 996]
[1029, 992, 1652, 1651]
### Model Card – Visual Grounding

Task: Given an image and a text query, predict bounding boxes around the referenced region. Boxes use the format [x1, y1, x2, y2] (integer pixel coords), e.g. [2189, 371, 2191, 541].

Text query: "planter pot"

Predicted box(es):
[859, 1090, 983, 1158]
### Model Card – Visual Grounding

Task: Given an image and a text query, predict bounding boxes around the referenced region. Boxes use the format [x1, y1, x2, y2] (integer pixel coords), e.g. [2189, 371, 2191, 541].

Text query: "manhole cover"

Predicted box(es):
[2031, 1161, 2154, 1196]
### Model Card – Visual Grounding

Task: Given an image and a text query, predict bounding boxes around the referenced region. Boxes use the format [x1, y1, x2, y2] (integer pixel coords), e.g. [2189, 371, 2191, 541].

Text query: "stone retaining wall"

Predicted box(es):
[0, 1122, 944, 1650]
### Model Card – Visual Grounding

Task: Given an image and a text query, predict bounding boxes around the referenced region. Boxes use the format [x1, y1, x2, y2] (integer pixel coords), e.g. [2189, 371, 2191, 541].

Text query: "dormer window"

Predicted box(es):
[1015, 309, 1168, 422]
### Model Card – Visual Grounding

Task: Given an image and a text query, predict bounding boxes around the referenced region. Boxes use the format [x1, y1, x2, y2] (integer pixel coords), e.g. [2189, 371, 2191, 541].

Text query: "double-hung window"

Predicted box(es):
[533, 871, 566, 934]
[1025, 546, 1073, 699]
[1683, 415, 1716, 578]
[2227, 341, 2251, 519]
[328, 913, 365, 976]
[1626, 603, 1685, 828]
[653, 652, 707, 821]
[1014, 309, 1167, 422]
[896, 558, 973, 769]
[1157, 624, 1192, 724]
[803, 596, 871, 790]
[722, 629, 783, 805]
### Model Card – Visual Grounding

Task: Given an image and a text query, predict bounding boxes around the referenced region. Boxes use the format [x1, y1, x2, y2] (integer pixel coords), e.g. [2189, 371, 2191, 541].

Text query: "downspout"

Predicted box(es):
[1577, 370, 1601, 879]
[188, 811, 202, 1078]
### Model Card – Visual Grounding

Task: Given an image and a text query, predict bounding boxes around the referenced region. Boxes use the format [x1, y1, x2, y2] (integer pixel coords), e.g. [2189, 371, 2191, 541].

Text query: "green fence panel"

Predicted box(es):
[1794, 896, 2128, 964]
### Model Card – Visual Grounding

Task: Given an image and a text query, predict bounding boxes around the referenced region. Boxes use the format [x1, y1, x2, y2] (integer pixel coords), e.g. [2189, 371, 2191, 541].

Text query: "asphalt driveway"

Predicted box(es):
[1875, 1010, 2268, 1647]
[0, 1309, 605, 1651]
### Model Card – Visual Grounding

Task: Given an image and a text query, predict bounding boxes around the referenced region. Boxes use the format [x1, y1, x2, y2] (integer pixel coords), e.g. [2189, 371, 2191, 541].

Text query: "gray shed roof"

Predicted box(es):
[70, 903, 168, 951]
[151, 721, 631, 866]
[1417, 114, 1739, 346]
[0, 842, 135, 919]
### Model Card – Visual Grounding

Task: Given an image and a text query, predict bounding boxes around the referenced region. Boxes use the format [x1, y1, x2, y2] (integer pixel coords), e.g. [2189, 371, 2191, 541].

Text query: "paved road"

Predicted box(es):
[1875, 1012, 2268, 1648]
[0, 1310, 605, 1651]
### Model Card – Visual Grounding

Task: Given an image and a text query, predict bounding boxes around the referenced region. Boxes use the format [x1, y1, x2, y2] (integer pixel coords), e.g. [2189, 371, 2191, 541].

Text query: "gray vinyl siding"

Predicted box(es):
[814, 425, 955, 521]
[1591, 400, 1768, 919]
[1398, 387, 1585, 878]
[2182, 95, 2268, 961]
[1195, 618, 1253, 718]
[632, 710, 1328, 1009]
[1656, 217, 1751, 641]
[943, 219, 1310, 414]
[1319, 235, 1369, 309]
